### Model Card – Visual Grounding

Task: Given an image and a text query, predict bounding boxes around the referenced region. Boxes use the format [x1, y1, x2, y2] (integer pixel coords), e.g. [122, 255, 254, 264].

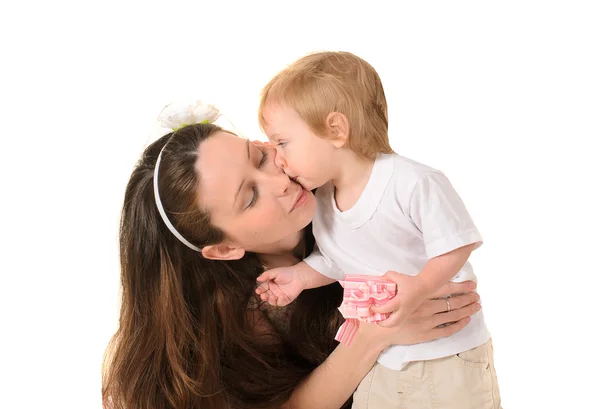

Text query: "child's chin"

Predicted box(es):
[297, 179, 315, 191]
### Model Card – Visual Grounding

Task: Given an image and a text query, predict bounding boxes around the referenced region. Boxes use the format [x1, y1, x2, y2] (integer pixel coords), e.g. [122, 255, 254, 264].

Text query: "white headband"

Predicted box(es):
[153, 145, 202, 252]
[152, 101, 221, 252]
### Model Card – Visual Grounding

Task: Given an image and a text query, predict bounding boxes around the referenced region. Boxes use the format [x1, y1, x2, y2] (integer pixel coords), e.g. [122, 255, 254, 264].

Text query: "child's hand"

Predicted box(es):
[255, 266, 306, 307]
[371, 271, 429, 327]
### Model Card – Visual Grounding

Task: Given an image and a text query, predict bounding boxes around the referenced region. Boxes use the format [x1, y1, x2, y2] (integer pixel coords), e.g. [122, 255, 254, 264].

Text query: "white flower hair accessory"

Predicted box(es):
[153, 100, 222, 252]
[157, 100, 220, 131]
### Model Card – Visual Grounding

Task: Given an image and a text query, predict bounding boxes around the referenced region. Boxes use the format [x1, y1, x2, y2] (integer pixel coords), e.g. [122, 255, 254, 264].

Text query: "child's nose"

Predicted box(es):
[274, 149, 287, 169]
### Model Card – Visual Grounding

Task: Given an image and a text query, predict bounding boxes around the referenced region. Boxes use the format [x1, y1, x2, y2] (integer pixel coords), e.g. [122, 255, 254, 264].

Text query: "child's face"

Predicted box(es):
[262, 103, 337, 190]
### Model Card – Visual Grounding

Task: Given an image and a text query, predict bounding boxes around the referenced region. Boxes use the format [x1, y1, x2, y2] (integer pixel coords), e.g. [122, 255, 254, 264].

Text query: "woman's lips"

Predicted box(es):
[291, 189, 308, 211]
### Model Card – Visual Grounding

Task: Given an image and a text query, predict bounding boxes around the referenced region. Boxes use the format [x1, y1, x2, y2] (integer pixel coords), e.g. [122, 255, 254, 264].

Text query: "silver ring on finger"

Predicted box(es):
[445, 297, 451, 312]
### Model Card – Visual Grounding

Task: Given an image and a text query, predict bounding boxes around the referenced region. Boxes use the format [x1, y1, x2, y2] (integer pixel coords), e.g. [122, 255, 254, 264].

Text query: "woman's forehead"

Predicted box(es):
[198, 131, 251, 168]
[195, 132, 251, 210]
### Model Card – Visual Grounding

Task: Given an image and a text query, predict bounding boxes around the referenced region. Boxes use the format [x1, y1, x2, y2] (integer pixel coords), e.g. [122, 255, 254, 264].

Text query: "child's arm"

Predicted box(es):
[256, 261, 335, 306]
[414, 242, 476, 297]
[295, 260, 337, 289]
[373, 170, 482, 326]
[372, 243, 476, 326]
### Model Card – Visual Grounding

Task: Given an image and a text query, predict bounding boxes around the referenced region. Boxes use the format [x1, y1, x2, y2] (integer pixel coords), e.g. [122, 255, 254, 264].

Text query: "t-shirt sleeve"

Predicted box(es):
[304, 244, 345, 280]
[408, 171, 483, 259]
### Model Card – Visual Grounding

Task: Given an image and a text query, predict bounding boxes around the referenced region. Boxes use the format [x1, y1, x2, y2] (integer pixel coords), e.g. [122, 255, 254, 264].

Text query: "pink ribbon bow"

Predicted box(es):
[335, 274, 397, 346]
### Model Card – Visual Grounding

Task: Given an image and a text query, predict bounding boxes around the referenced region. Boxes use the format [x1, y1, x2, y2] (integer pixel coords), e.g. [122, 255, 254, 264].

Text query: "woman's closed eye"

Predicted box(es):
[258, 148, 268, 167]
[245, 149, 269, 209]
[246, 186, 258, 209]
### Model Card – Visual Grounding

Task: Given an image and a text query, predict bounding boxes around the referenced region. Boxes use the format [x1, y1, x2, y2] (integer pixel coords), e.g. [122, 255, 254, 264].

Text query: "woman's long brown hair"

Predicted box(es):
[102, 124, 345, 409]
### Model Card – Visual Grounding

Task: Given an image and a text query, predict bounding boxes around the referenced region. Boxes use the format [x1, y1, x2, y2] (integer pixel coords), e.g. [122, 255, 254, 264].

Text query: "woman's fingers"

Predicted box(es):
[432, 300, 481, 328]
[431, 281, 476, 298]
[441, 292, 480, 314]
[426, 316, 472, 340]
[418, 291, 479, 316]
[377, 290, 480, 329]
[445, 292, 480, 313]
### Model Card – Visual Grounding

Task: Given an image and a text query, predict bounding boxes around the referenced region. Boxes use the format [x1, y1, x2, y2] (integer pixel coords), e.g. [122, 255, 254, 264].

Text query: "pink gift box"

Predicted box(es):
[335, 275, 397, 346]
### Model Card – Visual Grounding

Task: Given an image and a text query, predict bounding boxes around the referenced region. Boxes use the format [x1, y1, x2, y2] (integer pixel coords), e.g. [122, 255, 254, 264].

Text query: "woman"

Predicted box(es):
[102, 123, 480, 409]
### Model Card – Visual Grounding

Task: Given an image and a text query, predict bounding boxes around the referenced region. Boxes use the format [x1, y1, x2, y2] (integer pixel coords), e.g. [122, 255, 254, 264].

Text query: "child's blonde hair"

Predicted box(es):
[259, 51, 394, 160]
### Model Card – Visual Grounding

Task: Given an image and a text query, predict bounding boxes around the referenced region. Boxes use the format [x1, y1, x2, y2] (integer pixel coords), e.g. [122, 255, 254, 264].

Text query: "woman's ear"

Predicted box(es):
[325, 112, 349, 148]
[201, 243, 246, 260]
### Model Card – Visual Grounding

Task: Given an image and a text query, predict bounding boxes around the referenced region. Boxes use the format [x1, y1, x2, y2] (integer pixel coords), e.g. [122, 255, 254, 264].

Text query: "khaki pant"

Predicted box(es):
[352, 338, 501, 409]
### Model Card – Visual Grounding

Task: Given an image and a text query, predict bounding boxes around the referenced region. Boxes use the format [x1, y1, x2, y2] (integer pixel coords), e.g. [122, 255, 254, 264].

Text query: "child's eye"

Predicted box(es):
[278, 141, 287, 148]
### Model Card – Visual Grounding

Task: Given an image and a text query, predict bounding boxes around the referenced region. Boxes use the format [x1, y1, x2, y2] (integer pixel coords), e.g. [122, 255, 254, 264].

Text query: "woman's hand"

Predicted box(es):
[360, 281, 481, 349]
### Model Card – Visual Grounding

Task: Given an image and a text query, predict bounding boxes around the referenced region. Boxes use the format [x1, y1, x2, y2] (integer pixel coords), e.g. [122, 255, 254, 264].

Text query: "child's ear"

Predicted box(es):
[325, 112, 349, 148]
[201, 242, 245, 260]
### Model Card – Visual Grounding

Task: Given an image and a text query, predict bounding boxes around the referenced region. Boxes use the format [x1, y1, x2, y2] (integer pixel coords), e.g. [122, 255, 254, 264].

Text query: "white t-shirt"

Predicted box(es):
[305, 153, 490, 370]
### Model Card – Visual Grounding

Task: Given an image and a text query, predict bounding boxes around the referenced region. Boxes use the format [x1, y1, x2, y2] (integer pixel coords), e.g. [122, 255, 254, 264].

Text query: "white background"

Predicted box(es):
[1, 1, 599, 408]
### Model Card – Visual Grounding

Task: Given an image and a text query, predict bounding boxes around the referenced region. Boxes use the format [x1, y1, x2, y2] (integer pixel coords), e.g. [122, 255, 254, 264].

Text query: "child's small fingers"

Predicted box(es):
[257, 270, 279, 282]
[256, 273, 269, 282]
[255, 282, 268, 294]
[377, 313, 400, 328]
[370, 303, 395, 315]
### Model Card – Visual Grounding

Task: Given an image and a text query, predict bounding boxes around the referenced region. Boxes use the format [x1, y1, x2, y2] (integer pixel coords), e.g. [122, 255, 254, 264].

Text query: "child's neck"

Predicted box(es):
[331, 150, 375, 212]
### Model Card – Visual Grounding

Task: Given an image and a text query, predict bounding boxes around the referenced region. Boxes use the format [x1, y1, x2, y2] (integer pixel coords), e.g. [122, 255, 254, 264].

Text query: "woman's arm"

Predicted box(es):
[283, 321, 385, 409]
[283, 282, 480, 409]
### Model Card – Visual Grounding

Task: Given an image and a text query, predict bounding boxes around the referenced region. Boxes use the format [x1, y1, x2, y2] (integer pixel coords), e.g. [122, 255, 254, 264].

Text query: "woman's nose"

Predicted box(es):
[264, 170, 290, 197]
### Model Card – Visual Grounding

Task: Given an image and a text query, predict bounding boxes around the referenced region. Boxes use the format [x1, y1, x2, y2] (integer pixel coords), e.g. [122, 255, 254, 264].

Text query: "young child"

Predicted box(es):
[255, 51, 501, 409]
